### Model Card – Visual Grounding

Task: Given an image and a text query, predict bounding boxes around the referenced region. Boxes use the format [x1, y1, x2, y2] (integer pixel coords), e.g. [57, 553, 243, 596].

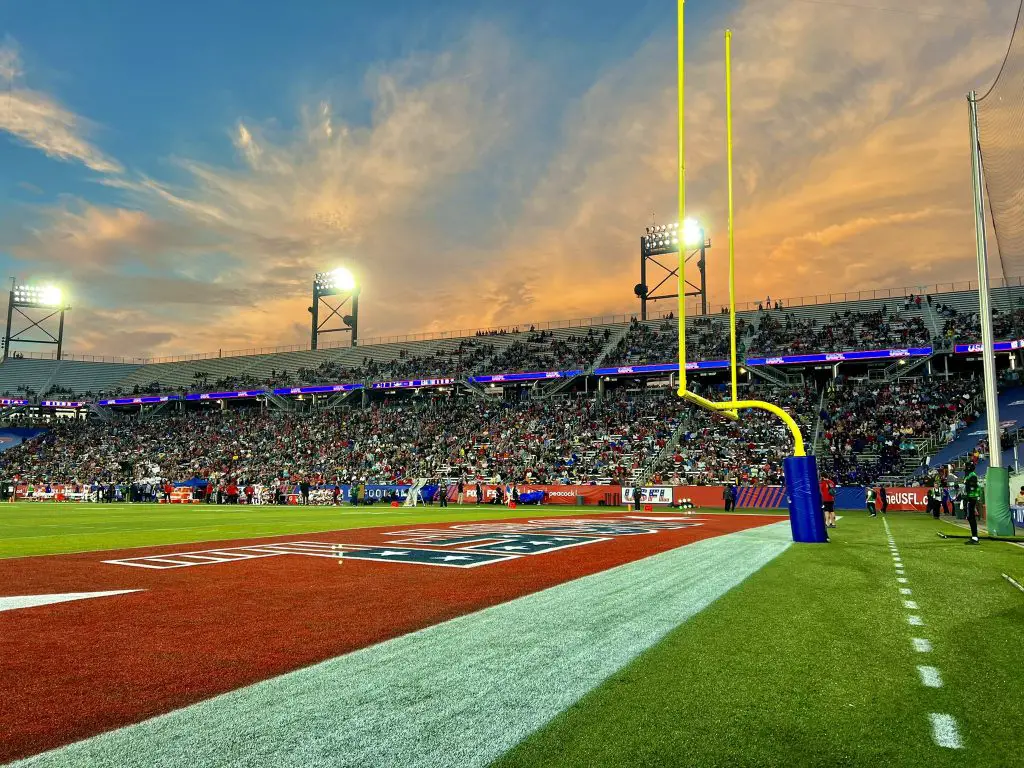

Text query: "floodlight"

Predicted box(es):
[682, 218, 704, 248]
[10, 284, 64, 307]
[311, 266, 359, 350]
[331, 267, 356, 292]
[40, 286, 63, 307]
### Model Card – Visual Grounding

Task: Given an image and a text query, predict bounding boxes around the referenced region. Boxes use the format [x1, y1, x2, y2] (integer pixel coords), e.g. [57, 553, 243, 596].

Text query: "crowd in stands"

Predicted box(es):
[90, 330, 614, 401]
[604, 317, 741, 367]
[0, 390, 681, 489]
[650, 384, 817, 486]
[1, 386, 819, 490]
[749, 306, 929, 356]
[0, 369, 993, 491]
[939, 304, 1024, 344]
[819, 376, 981, 484]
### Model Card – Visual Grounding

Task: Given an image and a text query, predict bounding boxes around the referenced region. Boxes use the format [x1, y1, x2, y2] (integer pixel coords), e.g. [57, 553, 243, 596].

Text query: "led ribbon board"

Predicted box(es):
[469, 370, 582, 384]
[593, 361, 729, 376]
[371, 378, 455, 390]
[954, 340, 1024, 354]
[98, 395, 181, 406]
[273, 384, 364, 395]
[185, 391, 265, 401]
[745, 347, 932, 367]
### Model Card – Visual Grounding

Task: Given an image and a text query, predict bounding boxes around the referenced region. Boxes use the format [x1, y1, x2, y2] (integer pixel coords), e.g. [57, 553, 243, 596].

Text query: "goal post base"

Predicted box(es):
[784, 455, 827, 544]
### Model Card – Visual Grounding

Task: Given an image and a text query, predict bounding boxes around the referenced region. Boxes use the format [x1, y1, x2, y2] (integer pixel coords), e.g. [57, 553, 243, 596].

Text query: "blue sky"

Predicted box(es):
[0, 0, 1015, 357]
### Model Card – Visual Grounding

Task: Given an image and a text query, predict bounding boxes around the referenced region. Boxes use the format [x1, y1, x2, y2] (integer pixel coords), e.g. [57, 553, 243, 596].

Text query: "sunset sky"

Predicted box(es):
[0, 0, 1017, 358]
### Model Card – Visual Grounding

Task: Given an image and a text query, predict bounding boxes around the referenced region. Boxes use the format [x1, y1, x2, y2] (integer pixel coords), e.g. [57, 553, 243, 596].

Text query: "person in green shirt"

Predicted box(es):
[963, 463, 981, 544]
[866, 486, 877, 517]
[927, 483, 943, 519]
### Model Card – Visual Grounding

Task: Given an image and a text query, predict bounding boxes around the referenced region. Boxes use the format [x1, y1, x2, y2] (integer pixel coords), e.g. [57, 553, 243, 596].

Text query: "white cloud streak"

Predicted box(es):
[0, 40, 121, 173]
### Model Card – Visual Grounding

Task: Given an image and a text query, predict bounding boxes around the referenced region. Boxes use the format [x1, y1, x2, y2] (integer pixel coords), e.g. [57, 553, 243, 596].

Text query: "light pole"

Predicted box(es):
[636, 218, 709, 320]
[3, 282, 71, 361]
[309, 268, 359, 350]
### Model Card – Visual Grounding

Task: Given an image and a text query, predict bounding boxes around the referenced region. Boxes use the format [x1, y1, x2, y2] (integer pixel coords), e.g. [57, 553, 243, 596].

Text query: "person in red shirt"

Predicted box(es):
[820, 475, 837, 529]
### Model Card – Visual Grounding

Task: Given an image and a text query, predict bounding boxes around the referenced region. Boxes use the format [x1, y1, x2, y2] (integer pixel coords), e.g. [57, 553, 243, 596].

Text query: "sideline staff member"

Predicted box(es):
[963, 463, 982, 545]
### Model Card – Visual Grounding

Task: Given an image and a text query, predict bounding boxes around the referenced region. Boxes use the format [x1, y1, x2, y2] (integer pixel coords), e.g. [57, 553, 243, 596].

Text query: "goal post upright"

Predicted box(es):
[674, 14, 825, 542]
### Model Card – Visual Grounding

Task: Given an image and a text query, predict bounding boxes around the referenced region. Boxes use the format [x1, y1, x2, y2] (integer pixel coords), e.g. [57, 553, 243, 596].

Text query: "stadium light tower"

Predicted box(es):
[3, 281, 71, 362]
[309, 267, 359, 350]
[635, 219, 709, 320]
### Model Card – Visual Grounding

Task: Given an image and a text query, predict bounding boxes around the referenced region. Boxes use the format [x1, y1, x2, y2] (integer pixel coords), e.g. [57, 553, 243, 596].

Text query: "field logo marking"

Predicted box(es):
[104, 517, 703, 571]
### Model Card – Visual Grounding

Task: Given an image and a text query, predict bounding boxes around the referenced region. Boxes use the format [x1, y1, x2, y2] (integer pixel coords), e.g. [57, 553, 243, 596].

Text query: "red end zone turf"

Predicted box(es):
[0, 512, 779, 763]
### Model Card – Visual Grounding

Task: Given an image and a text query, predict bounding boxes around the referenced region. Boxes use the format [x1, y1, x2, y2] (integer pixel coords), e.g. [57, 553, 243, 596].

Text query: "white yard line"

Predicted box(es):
[929, 713, 964, 749]
[885, 518, 965, 752]
[917, 665, 943, 688]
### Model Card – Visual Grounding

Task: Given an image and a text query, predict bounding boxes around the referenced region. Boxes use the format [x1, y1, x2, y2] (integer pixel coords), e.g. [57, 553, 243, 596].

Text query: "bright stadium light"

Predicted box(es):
[11, 284, 66, 308]
[311, 267, 360, 350]
[331, 267, 356, 292]
[313, 267, 357, 294]
[40, 285, 63, 307]
[682, 218, 704, 248]
[637, 219, 711, 318]
[5, 281, 71, 362]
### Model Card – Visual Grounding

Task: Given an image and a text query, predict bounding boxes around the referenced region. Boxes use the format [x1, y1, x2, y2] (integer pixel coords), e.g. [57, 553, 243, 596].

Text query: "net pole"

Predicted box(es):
[969, 90, 1014, 536]
[969, 91, 1003, 469]
[677, 0, 688, 396]
[725, 29, 738, 406]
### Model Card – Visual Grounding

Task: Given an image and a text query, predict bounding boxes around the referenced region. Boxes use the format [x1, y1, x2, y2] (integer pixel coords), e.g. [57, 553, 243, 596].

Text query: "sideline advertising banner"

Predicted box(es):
[622, 487, 674, 506]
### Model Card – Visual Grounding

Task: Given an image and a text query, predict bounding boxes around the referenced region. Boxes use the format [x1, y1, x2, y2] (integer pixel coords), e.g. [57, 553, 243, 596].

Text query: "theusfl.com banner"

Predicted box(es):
[621, 487, 675, 505]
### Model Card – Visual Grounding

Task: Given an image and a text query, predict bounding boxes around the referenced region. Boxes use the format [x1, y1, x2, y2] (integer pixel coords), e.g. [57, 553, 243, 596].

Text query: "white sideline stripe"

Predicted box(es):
[903, 600, 919, 609]
[917, 665, 943, 688]
[900, 588, 912, 595]
[907, 615, 924, 626]
[1003, 573, 1024, 594]
[897, 577, 909, 583]
[13, 523, 792, 768]
[912, 638, 933, 653]
[929, 713, 964, 749]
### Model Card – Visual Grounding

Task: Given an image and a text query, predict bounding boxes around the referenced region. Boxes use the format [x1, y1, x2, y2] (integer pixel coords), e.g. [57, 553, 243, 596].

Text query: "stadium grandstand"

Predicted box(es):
[2, 282, 1022, 494]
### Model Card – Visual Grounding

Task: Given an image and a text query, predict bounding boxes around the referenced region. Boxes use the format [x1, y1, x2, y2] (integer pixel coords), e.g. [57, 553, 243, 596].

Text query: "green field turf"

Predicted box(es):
[497, 513, 1024, 768]
[0, 501, 703, 559]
